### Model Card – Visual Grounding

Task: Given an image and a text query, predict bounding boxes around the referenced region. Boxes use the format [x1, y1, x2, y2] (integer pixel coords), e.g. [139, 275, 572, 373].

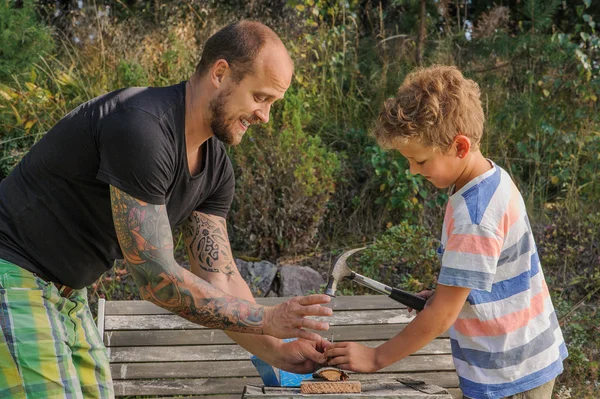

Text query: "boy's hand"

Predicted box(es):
[323, 342, 380, 372]
[407, 289, 435, 313]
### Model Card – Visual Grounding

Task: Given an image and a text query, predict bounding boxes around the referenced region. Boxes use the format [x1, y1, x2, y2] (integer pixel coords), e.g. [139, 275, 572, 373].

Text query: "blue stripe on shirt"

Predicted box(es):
[438, 267, 495, 291]
[531, 250, 540, 275]
[497, 230, 531, 267]
[462, 167, 502, 225]
[468, 255, 542, 305]
[467, 269, 530, 304]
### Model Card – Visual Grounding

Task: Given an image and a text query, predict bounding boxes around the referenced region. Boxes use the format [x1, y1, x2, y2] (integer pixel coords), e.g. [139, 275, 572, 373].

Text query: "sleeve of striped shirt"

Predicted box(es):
[438, 224, 504, 292]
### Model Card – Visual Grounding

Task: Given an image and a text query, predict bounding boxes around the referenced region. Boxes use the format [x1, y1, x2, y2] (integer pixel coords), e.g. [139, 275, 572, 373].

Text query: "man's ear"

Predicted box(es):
[454, 135, 471, 159]
[210, 59, 230, 88]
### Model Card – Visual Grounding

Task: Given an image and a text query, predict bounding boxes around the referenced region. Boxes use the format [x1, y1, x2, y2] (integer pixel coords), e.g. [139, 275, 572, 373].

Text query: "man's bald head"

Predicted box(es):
[195, 21, 291, 83]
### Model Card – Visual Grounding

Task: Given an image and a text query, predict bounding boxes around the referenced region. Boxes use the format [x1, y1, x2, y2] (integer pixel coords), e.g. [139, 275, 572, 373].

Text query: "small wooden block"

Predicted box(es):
[300, 380, 361, 394]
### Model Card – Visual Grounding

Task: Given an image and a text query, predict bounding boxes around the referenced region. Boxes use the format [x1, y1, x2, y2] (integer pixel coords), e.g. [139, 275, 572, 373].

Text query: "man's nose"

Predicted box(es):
[255, 105, 271, 123]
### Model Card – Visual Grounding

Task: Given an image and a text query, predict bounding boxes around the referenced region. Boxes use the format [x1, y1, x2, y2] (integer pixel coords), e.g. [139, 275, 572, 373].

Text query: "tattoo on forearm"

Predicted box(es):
[110, 186, 263, 333]
[183, 212, 237, 276]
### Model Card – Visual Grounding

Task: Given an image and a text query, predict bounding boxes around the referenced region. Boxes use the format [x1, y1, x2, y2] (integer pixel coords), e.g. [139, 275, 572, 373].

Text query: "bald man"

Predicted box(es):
[0, 21, 332, 398]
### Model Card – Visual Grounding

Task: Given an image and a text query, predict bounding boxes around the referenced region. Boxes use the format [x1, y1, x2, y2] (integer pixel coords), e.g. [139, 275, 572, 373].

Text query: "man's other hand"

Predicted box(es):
[263, 294, 332, 341]
[276, 338, 331, 374]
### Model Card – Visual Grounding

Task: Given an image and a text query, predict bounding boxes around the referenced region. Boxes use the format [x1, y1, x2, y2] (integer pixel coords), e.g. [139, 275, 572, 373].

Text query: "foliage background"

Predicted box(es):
[0, 0, 598, 397]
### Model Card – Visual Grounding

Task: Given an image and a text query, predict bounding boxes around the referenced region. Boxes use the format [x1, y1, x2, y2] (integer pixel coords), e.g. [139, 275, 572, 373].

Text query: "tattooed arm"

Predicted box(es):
[184, 211, 331, 372]
[110, 185, 331, 341]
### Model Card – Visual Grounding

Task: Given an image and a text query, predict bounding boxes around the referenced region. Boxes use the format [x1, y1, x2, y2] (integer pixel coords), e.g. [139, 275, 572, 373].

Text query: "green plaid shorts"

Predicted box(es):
[0, 259, 114, 398]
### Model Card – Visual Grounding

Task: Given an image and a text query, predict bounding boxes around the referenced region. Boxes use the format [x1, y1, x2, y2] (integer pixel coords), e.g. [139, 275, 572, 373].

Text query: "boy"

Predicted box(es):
[324, 66, 568, 399]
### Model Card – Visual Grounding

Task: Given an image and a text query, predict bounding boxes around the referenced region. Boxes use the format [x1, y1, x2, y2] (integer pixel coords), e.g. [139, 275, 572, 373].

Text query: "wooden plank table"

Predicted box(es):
[99, 295, 460, 398]
[243, 378, 453, 398]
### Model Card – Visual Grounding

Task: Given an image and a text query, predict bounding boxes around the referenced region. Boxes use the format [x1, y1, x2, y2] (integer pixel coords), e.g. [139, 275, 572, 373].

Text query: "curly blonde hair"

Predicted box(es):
[373, 65, 484, 151]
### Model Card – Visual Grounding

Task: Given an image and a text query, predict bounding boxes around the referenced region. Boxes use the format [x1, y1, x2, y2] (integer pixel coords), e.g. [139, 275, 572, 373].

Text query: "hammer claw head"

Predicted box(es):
[324, 247, 367, 297]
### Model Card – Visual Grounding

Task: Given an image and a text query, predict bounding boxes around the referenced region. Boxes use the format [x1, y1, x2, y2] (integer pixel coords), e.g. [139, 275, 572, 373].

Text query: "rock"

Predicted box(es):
[278, 265, 325, 297]
[235, 259, 278, 297]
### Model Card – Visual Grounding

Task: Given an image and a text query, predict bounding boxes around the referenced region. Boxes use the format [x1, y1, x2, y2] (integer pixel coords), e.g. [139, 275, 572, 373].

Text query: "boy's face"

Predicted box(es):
[396, 138, 465, 189]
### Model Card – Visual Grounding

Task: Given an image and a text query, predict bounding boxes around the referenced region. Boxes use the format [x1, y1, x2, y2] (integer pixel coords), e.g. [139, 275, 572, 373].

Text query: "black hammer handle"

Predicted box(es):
[350, 272, 428, 311]
[389, 288, 427, 311]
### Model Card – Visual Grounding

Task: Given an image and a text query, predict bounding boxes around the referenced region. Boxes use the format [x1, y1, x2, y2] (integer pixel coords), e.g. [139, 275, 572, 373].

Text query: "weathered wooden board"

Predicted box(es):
[110, 354, 455, 379]
[104, 324, 447, 347]
[108, 340, 451, 363]
[151, 395, 241, 399]
[105, 295, 406, 315]
[250, 380, 453, 398]
[105, 309, 415, 331]
[139, 392, 462, 399]
[112, 372, 459, 396]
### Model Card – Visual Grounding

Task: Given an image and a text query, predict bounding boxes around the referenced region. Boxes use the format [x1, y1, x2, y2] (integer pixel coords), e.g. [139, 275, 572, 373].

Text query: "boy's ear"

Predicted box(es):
[454, 135, 471, 159]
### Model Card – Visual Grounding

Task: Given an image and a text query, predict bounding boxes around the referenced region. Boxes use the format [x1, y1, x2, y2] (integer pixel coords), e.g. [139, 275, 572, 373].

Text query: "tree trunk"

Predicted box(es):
[416, 0, 426, 66]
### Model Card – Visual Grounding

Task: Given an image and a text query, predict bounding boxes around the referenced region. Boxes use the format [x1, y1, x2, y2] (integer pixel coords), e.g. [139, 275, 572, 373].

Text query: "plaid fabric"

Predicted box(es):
[0, 259, 114, 399]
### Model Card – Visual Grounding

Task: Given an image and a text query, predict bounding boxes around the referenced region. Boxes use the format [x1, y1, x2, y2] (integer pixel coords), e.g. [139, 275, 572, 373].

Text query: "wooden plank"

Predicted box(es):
[113, 372, 459, 396]
[249, 382, 452, 398]
[446, 388, 462, 399]
[397, 377, 449, 395]
[104, 324, 449, 347]
[104, 296, 405, 315]
[108, 340, 451, 363]
[155, 396, 240, 399]
[138, 394, 456, 399]
[150, 392, 458, 399]
[110, 354, 454, 379]
[105, 309, 415, 331]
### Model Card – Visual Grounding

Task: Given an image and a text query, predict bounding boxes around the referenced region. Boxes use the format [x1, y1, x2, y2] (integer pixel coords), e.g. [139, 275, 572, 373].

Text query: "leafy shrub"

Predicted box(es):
[0, 0, 54, 82]
[535, 205, 600, 397]
[338, 221, 439, 295]
[229, 92, 340, 258]
[460, 0, 600, 212]
[536, 206, 600, 303]
[116, 60, 149, 87]
[369, 146, 448, 224]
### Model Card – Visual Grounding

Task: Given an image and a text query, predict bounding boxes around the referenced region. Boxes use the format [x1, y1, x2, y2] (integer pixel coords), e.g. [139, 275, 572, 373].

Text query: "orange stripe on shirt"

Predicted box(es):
[446, 234, 503, 257]
[454, 281, 550, 337]
[445, 203, 455, 237]
[496, 183, 521, 237]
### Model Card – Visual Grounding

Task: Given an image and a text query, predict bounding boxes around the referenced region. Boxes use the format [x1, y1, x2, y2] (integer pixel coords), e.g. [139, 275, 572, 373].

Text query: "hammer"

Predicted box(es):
[324, 247, 427, 311]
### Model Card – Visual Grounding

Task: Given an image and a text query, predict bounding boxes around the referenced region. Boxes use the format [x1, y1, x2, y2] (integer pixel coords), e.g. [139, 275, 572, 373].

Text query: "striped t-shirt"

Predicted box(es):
[438, 161, 568, 399]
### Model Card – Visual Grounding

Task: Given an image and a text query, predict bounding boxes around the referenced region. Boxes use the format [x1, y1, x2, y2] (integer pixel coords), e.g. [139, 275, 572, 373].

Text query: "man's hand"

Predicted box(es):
[407, 289, 435, 313]
[324, 342, 380, 372]
[274, 338, 331, 374]
[263, 295, 333, 341]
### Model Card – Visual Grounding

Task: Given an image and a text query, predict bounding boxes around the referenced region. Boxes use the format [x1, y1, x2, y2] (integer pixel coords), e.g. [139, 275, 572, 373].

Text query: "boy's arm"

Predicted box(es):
[325, 284, 469, 372]
[374, 284, 470, 369]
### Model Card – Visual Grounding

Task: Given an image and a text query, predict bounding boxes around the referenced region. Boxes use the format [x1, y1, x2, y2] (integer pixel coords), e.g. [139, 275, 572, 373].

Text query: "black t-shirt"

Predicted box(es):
[0, 82, 235, 288]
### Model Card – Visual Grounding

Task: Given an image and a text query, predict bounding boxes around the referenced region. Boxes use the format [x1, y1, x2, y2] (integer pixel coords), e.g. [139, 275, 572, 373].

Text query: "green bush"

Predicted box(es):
[229, 92, 340, 258]
[0, 0, 54, 82]
[535, 206, 600, 397]
[369, 146, 448, 224]
[116, 60, 149, 87]
[337, 221, 439, 295]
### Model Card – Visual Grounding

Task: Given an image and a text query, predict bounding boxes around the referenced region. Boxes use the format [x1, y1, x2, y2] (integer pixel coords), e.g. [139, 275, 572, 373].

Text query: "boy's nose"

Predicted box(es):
[409, 164, 420, 175]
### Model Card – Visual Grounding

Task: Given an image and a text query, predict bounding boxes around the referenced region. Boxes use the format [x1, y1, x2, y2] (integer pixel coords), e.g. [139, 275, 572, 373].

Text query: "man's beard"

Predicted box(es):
[209, 89, 239, 146]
